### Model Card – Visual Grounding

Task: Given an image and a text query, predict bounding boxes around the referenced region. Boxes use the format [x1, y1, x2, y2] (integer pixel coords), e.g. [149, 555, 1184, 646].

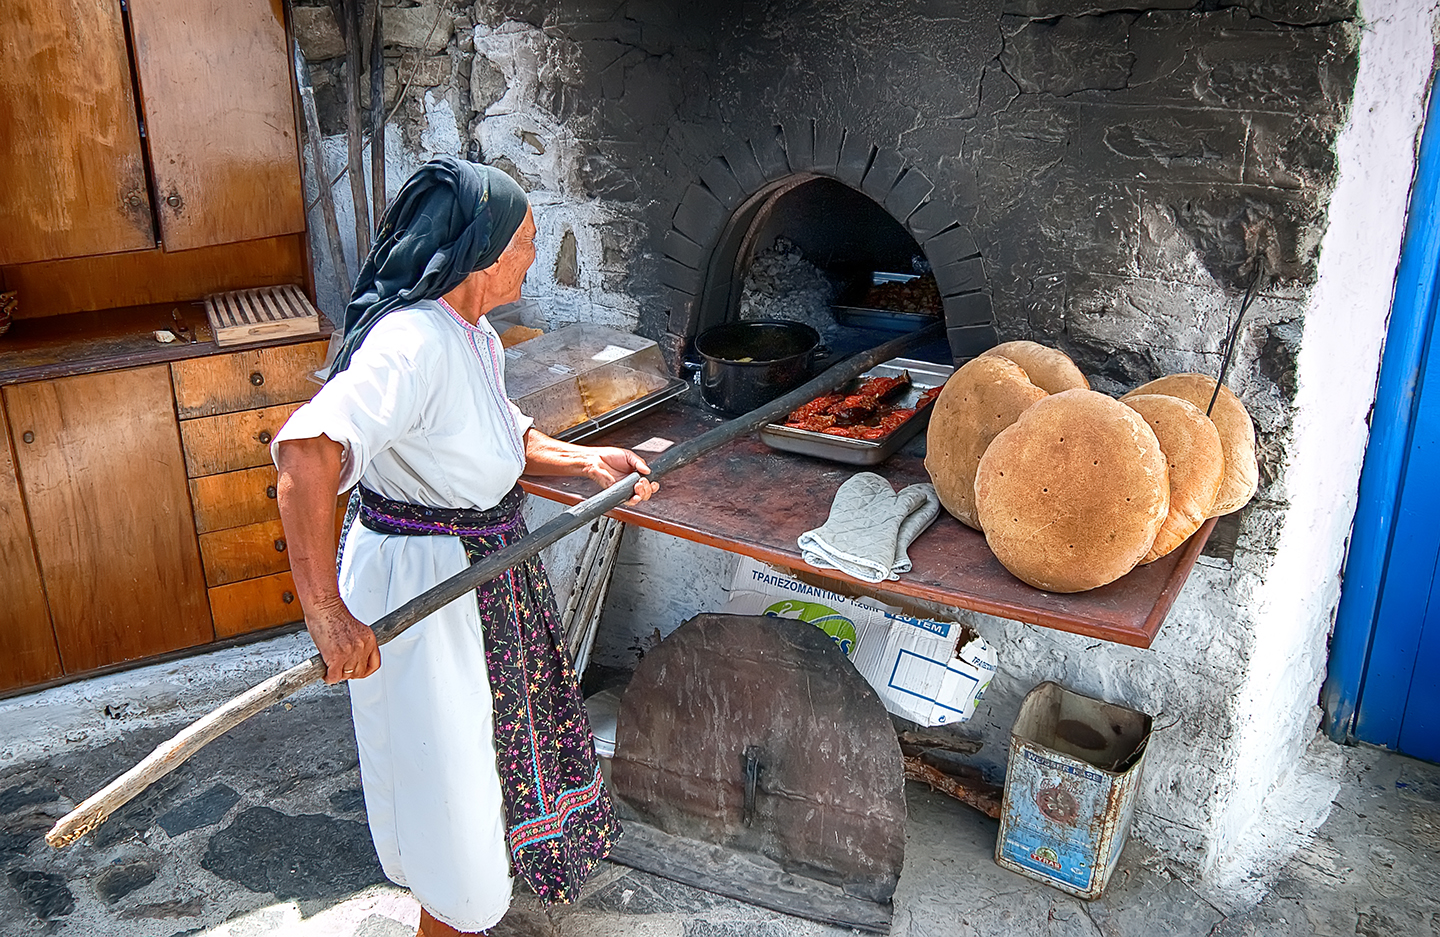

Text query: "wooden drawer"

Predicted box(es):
[199, 518, 289, 586]
[209, 570, 302, 638]
[180, 401, 302, 478]
[196, 495, 348, 585]
[171, 340, 326, 419]
[190, 465, 278, 533]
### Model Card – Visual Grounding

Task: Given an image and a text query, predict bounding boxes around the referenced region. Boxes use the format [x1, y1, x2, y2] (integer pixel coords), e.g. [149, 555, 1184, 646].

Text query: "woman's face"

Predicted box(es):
[487, 206, 537, 305]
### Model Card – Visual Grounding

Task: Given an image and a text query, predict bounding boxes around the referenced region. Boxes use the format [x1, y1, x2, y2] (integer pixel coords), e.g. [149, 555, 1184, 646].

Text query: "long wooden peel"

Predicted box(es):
[46, 323, 944, 849]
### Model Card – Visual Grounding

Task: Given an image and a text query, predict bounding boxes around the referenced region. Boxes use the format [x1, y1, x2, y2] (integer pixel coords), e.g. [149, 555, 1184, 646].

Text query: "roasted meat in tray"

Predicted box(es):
[759, 357, 955, 465]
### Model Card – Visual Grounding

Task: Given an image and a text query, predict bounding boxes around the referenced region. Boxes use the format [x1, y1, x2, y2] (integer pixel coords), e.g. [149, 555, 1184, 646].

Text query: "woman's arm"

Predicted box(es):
[522, 429, 659, 504]
[274, 436, 382, 684]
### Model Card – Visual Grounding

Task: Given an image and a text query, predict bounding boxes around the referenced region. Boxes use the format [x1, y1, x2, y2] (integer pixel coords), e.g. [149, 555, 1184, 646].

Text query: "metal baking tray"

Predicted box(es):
[832, 271, 944, 333]
[553, 377, 690, 443]
[832, 305, 942, 332]
[759, 357, 955, 465]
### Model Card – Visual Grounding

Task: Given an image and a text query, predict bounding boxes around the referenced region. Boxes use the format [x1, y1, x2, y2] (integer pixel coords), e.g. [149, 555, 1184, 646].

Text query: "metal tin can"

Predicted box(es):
[994, 681, 1152, 899]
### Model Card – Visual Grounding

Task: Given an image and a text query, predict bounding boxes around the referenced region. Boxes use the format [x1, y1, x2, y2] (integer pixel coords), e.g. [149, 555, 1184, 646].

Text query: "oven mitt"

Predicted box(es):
[797, 472, 940, 583]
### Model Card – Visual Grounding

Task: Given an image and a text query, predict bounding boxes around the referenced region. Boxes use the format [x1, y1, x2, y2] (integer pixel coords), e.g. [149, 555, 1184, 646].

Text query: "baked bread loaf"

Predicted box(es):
[981, 340, 1089, 394]
[1122, 394, 1224, 563]
[499, 324, 544, 347]
[975, 389, 1169, 592]
[1122, 374, 1257, 516]
[925, 355, 1047, 529]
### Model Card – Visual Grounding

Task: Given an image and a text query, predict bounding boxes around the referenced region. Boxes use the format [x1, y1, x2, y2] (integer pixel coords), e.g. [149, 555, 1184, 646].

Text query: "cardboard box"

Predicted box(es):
[723, 557, 996, 726]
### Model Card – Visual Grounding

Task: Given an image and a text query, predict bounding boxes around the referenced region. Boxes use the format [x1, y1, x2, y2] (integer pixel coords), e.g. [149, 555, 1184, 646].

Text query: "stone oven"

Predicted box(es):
[651, 124, 995, 365]
[286, 0, 1429, 896]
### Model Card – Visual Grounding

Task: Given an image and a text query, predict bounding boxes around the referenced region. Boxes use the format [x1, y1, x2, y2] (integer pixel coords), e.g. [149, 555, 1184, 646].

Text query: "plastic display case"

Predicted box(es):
[502, 323, 687, 441]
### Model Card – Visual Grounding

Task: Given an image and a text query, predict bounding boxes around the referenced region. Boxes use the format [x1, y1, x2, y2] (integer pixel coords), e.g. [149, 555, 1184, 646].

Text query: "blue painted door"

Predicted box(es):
[1324, 88, 1440, 760]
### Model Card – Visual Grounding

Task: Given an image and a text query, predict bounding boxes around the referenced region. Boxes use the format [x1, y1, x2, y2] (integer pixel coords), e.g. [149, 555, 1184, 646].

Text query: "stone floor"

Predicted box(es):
[1, 687, 1437, 937]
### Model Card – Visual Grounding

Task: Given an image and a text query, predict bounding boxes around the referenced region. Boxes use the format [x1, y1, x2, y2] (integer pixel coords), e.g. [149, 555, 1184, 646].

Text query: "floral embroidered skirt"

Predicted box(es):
[342, 484, 617, 925]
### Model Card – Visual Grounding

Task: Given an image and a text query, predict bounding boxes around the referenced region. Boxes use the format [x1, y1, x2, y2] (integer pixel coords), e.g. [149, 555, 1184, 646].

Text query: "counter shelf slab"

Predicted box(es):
[0, 303, 333, 386]
[520, 404, 1215, 648]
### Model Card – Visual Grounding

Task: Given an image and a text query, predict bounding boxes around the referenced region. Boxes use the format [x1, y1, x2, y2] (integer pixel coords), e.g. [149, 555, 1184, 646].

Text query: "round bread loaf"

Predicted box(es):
[925, 356, 1048, 530]
[975, 389, 1169, 593]
[1122, 394, 1224, 563]
[1122, 374, 1257, 516]
[981, 341, 1089, 394]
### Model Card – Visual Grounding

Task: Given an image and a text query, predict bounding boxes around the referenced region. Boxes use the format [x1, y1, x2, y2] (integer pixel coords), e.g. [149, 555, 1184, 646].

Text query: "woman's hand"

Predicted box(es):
[579, 446, 660, 504]
[522, 429, 660, 504]
[306, 595, 382, 685]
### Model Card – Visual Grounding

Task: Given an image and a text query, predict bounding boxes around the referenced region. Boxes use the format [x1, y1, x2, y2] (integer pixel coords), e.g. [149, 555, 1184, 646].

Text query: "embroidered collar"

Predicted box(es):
[436, 297, 489, 333]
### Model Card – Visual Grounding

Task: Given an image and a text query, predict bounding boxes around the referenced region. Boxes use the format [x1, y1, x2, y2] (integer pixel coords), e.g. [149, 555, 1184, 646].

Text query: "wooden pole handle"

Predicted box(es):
[46, 324, 944, 849]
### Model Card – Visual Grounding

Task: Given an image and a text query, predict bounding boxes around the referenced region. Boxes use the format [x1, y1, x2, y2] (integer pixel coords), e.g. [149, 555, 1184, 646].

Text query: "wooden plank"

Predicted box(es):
[1, 235, 307, 320]
[171, 341, 326, 419]
[208, 570, 302, 638]
[520, 404, 1214, 649]
[189, 465, 280, 533]
[127, 0, 305, 251]
[180, 402, 304, 478]
[198, 518, 290, 587]
[609, 821, 892, 934]
[0, 0, 154, 264]
[0, 399, 61, 691]
[3, 367, 214, 673]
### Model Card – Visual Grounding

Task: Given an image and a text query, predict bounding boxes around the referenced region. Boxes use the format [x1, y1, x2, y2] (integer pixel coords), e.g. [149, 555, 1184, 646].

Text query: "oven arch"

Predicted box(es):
[656, 120, 995, 365]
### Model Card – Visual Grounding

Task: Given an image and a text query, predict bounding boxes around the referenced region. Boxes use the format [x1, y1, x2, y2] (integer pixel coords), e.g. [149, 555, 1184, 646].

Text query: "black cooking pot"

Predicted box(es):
[690, 319, 823, 416]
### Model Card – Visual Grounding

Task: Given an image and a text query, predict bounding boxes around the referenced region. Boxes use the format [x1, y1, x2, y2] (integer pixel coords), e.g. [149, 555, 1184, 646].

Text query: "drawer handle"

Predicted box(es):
[250, 371, 265, 386]
[266, 485, 277, 499]
[21, 431, 34, 444]
[258, 430, 273, 445]
[282, 591, 295, 604]
[274, 538, 287, 552]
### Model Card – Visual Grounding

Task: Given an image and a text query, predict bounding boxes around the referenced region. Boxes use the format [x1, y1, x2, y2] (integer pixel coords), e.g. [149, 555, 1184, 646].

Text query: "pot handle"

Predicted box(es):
[809, 344, 832, 374]
[681, 357, 703, 376]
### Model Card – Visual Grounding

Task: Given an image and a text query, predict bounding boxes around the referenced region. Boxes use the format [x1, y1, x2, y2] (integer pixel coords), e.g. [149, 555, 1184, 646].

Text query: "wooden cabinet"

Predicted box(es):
[0, 401, 61, 692]
[127, 0, 304, 252]
[0, 335, 330, 693]
[173, 339, 328, 638]
[3, 366, 214, 674]
[0, 0, 155, 264]
[0, 0, 304, 264]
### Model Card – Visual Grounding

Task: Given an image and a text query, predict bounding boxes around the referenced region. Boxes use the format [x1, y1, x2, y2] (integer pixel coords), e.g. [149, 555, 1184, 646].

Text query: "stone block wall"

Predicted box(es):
[289, 0, 1435, 881]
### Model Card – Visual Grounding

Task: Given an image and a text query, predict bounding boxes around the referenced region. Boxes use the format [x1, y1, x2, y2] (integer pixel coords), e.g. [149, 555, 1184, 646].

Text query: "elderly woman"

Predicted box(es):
[272, 157, 656, 937]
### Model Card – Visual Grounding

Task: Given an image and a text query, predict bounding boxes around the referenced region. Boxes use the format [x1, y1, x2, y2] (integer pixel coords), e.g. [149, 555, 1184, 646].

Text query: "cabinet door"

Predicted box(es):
[4, 367, 214, 673]
[127, 0, 305, 251]
[0, 401, 61, 691]
[0, 0, 155, 264]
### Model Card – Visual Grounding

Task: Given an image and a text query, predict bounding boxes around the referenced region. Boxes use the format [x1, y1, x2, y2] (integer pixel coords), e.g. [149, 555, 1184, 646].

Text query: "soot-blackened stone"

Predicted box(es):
[1000, 13, 1135, 96]
[157, 783, 241, 837]
[0, 786, 58, 816]
[201, 807, 384, 901]
[7, 870, 75, 920]
[95, 857, 161, 903]
[328, 787, 367, 814]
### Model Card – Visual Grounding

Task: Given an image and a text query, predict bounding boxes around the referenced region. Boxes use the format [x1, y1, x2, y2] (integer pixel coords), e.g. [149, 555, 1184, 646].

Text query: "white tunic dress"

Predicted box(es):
[273, 299, 534, 931]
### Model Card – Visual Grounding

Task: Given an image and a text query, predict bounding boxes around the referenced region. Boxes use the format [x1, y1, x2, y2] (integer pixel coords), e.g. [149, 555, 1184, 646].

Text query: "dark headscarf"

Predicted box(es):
[328, 156, 530, 377]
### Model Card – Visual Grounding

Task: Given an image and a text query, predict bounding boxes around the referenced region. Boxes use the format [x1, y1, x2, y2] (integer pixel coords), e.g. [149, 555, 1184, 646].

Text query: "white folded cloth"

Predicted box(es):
[798, 472, 940, 582]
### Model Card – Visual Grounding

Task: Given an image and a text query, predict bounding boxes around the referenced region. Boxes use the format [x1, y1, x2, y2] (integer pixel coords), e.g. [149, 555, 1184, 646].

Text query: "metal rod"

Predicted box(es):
[45, 324, 944, 849]
[1207, 262, 1264, 417]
